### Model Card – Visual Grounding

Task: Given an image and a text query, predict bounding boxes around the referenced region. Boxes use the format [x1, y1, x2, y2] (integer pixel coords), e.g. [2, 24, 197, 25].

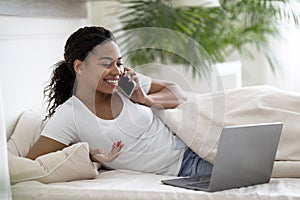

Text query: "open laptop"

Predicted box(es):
[161, 122, 283, 192]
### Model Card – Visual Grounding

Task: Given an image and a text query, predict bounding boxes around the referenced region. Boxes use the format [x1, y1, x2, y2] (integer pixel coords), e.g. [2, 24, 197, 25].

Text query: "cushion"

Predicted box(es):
[9, 142, 98, 184]
[7, 110, 44, 157]
[7, 110, 98, 184]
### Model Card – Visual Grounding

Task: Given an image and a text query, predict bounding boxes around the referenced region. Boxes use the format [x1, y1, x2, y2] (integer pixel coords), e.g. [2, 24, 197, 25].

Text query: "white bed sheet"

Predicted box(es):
[11, 169, 300, 200]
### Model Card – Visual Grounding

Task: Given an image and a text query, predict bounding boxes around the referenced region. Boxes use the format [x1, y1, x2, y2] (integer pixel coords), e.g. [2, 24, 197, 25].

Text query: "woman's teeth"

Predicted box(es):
[106, 79, 118, 84]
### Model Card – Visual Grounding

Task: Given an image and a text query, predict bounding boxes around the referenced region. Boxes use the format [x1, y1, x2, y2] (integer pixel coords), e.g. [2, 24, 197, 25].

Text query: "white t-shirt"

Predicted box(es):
[41, 73, 185, 175]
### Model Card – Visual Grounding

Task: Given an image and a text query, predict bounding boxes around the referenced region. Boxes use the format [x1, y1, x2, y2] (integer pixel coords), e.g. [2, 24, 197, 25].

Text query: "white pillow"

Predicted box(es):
[7, 110, 98, 184]
[9, 142, 98, 184]
[7, 110, 44, 157]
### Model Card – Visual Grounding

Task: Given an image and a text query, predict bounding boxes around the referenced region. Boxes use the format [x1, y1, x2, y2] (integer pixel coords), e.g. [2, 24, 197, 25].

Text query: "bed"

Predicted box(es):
[11, 170, 300, 200]
[4, 85, 300, 200]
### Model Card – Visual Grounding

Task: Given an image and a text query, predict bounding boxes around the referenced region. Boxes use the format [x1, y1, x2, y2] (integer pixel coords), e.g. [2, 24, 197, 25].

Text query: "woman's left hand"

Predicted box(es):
[90, 141, 124, 164]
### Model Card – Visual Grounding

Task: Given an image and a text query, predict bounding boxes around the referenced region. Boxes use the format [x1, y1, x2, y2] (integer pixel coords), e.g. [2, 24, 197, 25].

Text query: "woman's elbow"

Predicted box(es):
[25, 136, 67, 160]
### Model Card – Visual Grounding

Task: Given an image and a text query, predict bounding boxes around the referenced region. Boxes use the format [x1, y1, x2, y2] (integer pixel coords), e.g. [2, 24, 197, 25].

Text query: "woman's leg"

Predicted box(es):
[178, 148, 213, 177]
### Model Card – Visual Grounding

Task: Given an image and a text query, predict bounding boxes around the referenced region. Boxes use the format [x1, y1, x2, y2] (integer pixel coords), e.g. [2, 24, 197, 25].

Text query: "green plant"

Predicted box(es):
[115, 0, 299, 76]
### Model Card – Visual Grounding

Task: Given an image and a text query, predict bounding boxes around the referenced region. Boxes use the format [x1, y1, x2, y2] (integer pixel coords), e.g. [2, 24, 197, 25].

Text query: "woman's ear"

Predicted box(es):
[73, 59, 83, 74]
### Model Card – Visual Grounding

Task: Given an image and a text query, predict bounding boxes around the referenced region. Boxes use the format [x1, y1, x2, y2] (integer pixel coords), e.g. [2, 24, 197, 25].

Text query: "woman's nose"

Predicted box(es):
[110, 62, 123, 75]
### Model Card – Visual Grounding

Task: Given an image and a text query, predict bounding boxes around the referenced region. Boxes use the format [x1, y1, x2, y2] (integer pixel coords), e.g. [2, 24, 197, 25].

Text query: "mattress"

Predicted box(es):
[11, 169, 300, 200]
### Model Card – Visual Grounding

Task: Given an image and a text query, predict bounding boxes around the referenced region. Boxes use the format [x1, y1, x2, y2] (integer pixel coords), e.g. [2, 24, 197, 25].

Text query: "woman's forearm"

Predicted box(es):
[145, 84, 187, 109]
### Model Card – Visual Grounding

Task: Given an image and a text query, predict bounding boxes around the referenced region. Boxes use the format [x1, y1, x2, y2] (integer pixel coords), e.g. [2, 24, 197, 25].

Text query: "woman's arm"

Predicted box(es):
[27, 136, 123, 164]
[144, 79, 187, 109]
[130, 79, 187, 109]
[26, 136, 67, 160]
[125, 67, 187, 109]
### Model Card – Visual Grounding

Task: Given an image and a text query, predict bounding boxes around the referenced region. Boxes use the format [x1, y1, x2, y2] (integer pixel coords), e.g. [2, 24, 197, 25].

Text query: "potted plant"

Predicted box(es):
[114, 0, 299, 77]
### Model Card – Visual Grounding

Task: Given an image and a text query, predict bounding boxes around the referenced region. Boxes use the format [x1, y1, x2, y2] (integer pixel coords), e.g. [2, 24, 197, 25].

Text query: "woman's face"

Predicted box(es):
[77, 41, 124, 96]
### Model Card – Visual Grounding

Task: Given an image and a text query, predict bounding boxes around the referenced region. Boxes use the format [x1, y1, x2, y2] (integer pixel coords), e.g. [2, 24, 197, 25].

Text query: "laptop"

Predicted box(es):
[161, 122, 283, 192]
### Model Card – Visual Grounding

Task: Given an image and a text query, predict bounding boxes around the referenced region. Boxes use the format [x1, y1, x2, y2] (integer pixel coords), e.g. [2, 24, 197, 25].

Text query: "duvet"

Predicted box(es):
[155, 85, 300, 177]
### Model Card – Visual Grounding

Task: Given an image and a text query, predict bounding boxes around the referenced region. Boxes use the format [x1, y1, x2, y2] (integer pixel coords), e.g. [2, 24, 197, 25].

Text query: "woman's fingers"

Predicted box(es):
[111, 141, 124, 153]
[90, 141, 124, 163]
[123, 67, 139, 83]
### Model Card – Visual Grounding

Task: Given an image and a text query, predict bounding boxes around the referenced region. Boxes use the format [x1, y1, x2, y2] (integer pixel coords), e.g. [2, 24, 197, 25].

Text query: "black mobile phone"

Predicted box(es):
[118, 76, 136, 97]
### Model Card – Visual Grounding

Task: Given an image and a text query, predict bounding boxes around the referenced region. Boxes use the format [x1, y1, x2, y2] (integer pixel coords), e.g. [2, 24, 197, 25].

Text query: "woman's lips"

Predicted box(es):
[105, 79, 119, 87]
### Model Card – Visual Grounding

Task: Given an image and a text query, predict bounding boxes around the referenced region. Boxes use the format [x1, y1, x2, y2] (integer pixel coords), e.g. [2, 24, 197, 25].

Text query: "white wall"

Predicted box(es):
[87, 1, 121, 31]
[238, 25, 300, 93]
[0, 15, 88, 136]
[272, 26, 300, 92]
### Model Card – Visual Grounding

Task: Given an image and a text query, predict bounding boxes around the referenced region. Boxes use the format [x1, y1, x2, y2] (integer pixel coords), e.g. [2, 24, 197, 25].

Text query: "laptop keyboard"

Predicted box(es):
[161, 175, 212, 191]
[189, 175, 211, 182]
[184, 175, 211, 190]
[186, 181, 210, 189]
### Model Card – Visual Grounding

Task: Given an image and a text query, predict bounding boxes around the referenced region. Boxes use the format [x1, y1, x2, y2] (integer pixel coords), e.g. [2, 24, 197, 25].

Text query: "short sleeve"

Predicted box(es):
[136, 72, 152, 94]
[41, 99, 80, 146]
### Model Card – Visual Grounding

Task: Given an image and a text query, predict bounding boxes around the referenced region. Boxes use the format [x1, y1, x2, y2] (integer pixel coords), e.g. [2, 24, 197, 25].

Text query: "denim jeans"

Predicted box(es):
[178, 147, 213, 177]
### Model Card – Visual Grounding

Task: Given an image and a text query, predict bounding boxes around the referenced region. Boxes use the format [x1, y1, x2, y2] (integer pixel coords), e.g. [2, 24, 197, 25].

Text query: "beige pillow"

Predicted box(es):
[7, 110, 44, 157]
[9, 142, 98, 184]
[7, 110, 98, 184]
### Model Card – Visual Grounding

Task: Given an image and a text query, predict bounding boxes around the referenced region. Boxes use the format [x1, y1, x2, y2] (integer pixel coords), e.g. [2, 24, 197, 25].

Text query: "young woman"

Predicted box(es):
[26, 26, 213, 176]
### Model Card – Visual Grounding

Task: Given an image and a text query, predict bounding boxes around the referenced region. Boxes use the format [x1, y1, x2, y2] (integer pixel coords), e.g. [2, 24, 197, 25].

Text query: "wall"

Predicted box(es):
[238, 28, 300, 93]
[269, 26, 300, 92]
[0, 0, 87, 18]
[87, 0, 121, 31]
[0, 15, 88, 136]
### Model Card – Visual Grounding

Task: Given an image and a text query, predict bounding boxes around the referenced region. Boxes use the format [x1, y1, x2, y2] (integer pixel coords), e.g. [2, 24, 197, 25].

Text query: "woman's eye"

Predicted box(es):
[101, 64, 110, 68]
[100, 62, 123, 68]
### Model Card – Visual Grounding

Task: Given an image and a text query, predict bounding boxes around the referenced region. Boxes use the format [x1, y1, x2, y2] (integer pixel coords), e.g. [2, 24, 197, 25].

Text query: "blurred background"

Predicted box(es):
[0, 0, 299, 134]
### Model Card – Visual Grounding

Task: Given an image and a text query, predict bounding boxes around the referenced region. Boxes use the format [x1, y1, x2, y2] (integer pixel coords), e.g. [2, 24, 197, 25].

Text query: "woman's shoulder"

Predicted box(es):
[55, 96, 75, 112]
[50, 96, 79, 119]
[53, 95, 95, 121]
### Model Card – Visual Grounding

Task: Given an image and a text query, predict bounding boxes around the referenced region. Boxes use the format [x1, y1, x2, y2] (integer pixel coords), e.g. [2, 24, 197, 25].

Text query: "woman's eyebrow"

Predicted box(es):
[99, 57, 123, 61]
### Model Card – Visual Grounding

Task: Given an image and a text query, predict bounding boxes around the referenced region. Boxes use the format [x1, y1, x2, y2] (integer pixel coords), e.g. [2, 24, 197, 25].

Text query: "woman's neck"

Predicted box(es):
[75, 91, 113, 113]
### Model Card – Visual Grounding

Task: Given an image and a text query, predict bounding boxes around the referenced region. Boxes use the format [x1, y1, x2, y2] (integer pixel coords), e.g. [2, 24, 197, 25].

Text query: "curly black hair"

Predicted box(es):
[44, 26, 116, 119]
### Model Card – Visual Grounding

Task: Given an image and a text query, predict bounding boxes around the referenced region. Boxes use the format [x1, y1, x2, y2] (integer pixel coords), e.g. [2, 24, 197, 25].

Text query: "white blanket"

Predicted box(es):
[154, 85, 300, 177]
[11, 170, 300, 200]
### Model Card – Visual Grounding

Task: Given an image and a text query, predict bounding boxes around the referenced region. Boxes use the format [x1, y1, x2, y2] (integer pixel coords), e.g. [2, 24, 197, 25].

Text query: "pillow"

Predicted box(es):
[9, 142, 98, 184]
[7, 110, 44, 157]
[7, 110, 98, 184]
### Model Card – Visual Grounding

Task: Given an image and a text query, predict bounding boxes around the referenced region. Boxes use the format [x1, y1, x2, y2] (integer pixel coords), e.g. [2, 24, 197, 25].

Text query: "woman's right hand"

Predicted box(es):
[90, 141, 124, 164]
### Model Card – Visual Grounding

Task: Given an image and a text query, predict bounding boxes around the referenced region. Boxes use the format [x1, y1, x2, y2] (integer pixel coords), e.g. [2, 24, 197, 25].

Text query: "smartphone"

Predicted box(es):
[118, 75, 136, 97]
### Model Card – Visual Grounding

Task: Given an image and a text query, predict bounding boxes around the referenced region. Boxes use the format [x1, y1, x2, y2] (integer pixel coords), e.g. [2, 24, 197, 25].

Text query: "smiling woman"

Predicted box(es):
[25, 26, 195, 177]
[8, 26, 300, 197]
